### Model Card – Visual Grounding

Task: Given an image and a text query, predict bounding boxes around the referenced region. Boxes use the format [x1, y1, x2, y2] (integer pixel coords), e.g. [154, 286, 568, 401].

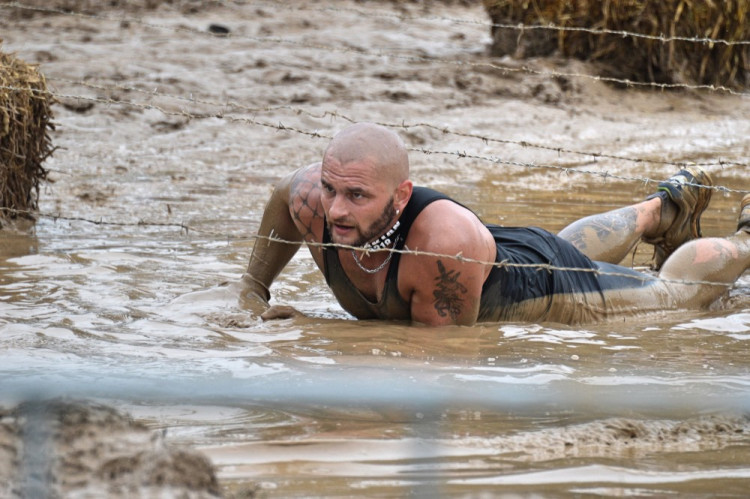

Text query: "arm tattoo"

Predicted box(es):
[432, 260, 468, 322]
[290, 174, 323, 241]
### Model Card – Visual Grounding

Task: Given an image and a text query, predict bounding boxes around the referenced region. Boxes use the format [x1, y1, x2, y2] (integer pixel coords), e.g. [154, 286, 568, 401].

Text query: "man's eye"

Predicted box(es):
[351, 192, 364, 199]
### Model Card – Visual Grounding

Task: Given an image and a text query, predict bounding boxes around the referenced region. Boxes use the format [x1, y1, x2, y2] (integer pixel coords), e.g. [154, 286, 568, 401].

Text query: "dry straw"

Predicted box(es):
[483, 0, 750, 89]
[0, 41, 54, 228]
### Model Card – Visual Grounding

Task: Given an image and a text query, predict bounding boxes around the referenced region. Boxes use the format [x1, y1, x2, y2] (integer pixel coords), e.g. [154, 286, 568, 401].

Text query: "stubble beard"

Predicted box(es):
[329, 197, 396, 247]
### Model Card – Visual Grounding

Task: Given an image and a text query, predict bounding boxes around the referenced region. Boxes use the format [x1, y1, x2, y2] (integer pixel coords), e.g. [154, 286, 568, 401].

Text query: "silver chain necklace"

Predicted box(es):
[351, 236, 400, 274]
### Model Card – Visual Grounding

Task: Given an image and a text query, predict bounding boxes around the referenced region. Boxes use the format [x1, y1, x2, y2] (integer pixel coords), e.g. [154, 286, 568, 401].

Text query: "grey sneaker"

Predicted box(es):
[643, 167, 713, 270]
[738, 193, 750, 234]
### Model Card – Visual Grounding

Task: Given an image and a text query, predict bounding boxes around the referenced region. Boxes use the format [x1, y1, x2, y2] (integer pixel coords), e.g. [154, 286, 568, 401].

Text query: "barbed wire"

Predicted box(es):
[9, 0, 747, 50]
[1, 208, 192, 233]
[1, 1, 747, 291]
[338, 118, 750, 171]
[6, 207, 743, 290]
[412, 146, 747, 195]
[0, 84, 332, 137]
[3, 83, 748, 196]
[48, 77, 750, 171]
[244, 0, 750, 48]
[3, 1, 750, 98]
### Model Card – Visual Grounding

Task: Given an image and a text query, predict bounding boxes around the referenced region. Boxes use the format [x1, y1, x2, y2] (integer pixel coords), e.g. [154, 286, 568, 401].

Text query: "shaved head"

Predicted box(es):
[323, 123, 409, 187]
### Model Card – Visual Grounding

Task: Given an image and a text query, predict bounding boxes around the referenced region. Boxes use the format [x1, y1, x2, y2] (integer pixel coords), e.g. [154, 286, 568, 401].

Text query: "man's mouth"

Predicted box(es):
[330, 221, 355, 237]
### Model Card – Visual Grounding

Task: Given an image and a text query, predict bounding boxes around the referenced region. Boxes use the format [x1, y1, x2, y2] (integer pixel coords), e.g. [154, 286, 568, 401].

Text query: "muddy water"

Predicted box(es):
[1, 0, 750, 497]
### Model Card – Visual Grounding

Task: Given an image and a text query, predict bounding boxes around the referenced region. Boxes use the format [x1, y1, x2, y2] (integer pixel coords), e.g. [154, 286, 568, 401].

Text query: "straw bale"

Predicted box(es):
[0, 42, 54, 229]
[482, 0, 750, 89]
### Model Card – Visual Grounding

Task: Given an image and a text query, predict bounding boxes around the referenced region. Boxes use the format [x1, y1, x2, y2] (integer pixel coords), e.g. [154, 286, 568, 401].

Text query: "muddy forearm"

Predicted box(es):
[242, 174, 303, 302]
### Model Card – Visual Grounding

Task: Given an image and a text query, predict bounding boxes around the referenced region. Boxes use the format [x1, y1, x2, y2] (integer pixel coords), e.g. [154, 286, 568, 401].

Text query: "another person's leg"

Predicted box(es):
[558, 167, 713, 267]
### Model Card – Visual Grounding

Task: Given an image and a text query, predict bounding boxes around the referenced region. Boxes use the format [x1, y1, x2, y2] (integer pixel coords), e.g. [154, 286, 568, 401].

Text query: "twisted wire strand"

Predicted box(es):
[6, 207, 742, 290]
[48, 77, 750, 171]
[243, 0, 750, 48]
[1, 2, 747, 289]
[2, 83, 747, 196]
[2, 2, 750, 98]
[11, 0, 745, 49]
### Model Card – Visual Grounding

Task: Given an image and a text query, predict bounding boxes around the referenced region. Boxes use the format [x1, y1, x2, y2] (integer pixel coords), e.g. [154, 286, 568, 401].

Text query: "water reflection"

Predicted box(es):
[0, 230, 37, 261]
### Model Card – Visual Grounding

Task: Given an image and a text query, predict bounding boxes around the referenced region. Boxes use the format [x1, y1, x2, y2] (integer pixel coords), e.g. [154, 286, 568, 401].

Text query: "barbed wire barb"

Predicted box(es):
[1, 206, 738, 290]
[0, 1, 747, 292]
[1, 82, 747, 196]
[3, 1, 750, 98]
[45, 78, 746, 169]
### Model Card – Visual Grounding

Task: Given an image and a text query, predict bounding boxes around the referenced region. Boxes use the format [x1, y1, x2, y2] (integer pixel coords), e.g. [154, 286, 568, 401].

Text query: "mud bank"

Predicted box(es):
[0, 401, 222, 498]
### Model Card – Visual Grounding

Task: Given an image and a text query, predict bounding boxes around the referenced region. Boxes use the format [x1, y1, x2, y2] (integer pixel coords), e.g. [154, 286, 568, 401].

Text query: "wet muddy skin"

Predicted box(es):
[1, 0, 749, 497]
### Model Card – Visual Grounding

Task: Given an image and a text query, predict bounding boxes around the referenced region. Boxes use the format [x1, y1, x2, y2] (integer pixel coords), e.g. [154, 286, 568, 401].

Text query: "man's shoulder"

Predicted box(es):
[287, 163, 325, 239]
[288, 162, 322, 194]
[408, 198, 488, 251]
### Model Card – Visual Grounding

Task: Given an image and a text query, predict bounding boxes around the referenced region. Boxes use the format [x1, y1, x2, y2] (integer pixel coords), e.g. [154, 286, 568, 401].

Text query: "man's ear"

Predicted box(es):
[394, 179, 413, 213]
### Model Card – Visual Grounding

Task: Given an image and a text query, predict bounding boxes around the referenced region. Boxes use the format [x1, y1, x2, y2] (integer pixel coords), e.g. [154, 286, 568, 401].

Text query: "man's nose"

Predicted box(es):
[327, 194, 348, 219]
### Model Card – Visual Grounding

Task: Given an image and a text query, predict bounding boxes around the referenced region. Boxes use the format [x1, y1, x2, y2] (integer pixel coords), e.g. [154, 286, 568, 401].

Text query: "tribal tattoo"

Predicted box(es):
[432, 260, 468, 322]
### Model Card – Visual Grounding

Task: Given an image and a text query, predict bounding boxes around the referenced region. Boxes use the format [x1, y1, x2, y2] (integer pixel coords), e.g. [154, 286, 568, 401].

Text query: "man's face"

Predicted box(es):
[320, 157, 396, 247]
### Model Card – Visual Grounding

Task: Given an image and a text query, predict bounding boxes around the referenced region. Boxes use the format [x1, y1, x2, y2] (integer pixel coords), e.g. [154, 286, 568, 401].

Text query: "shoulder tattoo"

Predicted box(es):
[290, 171, 323, 241]
[432, 260, 468, 322]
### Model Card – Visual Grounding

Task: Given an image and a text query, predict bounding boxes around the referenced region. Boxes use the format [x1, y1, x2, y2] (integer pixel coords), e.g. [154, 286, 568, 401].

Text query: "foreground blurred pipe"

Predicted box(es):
[19, 401, 55, 499]
[4, 365, 750, 417]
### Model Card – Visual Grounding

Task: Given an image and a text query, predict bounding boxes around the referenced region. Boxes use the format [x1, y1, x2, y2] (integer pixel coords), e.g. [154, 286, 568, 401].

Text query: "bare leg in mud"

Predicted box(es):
[557, 196, 670, 264]
[555, 195, 750, 319]
[657, 230, 750, 308]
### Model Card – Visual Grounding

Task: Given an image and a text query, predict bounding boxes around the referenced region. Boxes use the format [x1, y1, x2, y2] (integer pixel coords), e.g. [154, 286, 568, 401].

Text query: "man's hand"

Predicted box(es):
[238, 273, 271, 317]
[260, 305, 304, 321]
[238, 274, 305, 321]
[238, 291, 304, 321]
[238, 289, 269, 317]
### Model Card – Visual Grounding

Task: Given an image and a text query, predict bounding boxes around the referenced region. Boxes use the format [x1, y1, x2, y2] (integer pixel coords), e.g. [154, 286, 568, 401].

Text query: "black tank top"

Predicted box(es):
[322, 187, 604, 323]
[322, 187, 450, 320]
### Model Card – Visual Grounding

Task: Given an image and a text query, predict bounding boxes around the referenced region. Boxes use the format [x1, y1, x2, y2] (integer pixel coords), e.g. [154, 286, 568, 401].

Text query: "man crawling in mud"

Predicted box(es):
[240, 122, 750, 326]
